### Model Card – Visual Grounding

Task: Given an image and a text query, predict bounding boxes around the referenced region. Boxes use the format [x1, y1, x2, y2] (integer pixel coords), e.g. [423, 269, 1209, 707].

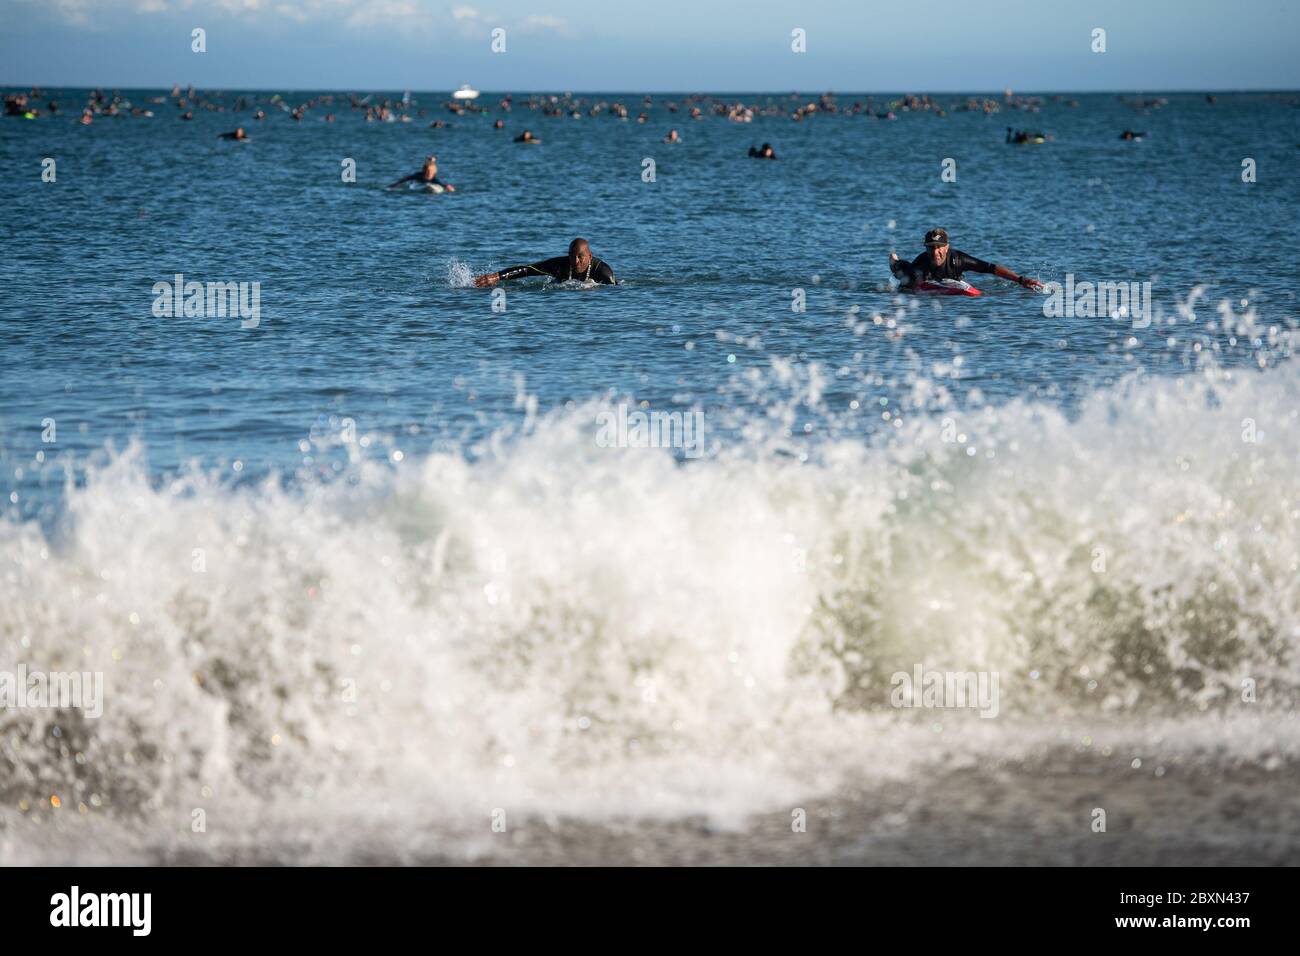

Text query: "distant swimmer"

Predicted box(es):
[890, 228, 1042, 290]
[748, 142, 777, 159]
[664, 129, 681, 143]
[218, 127, 249, 141]
[1119, 130, 1146, 141]
[494, 119, 505, 129]
[514, 129, 541, 143]
[386, 155, 456, 192]
[1006, 127, 1047, 144]
[474, 238, 615, 287]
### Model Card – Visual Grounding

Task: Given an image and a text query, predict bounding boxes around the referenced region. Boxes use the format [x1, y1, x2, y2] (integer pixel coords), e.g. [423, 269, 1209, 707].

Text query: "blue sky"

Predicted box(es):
[2, 0, 1297, 92]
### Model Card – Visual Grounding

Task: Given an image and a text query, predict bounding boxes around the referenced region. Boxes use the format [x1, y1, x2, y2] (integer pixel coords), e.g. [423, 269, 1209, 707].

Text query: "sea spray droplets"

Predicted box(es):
[2, 354, 1298, 857]
[445, 258, 474, 288]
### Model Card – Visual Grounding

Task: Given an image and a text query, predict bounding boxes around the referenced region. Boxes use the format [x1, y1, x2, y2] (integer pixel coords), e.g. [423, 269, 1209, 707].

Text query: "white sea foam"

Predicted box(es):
[1, 361, 1297, 860]
[444, 257, 474, 288]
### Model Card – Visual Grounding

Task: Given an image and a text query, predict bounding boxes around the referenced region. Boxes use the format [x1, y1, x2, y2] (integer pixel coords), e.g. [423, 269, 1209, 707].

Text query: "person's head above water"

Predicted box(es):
[924, 227, 950, 266]
[471, 239, 613, 287]
[568, 238, 592, 274]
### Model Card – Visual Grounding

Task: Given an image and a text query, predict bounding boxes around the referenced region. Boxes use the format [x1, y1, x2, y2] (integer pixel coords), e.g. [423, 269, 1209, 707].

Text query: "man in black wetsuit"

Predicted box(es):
[387, 155, 456, 191]
[474, 238, 616, 287]
[890, 228, 1042, 290]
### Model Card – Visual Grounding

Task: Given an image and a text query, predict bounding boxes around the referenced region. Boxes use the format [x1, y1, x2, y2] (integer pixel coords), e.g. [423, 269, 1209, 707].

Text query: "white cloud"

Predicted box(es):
[37, 0, 95, 26]
[521, 14, 562, 29]
[519, 13, 567, 34]
[21, 0, 568, 36]
[445, 5, 568, 38]
[214, 0, 271, 13]
[344, 0, 424, 28]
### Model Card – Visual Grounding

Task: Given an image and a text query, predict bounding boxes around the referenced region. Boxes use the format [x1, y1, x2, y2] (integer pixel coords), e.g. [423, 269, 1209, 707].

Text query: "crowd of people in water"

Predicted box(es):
[8, 85, 1234, 129]
[10, 83, 1272, 293]
[10, 84, 1259, 201]
[9, 83, 1203, 193]
[8, 82, 1215, 190]
[9, 83, 1264, 229]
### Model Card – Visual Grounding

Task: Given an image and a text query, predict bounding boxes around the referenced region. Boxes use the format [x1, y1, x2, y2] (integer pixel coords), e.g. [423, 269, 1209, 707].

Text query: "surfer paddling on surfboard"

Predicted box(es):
[386, 155, 456, 192]
[890, 228, 1041, 293]
[474, 238, 616, 287]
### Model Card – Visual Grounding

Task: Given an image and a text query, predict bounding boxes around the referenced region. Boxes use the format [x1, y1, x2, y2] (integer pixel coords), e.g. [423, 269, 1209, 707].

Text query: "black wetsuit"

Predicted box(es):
[392, 173, 448, 188]
[892, 249, 996, 285]
[498, 256, 616, 285]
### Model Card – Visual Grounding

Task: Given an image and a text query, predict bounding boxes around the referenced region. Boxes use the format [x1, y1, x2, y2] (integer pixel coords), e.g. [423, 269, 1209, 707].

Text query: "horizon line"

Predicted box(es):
[5, 84, 1299, 96]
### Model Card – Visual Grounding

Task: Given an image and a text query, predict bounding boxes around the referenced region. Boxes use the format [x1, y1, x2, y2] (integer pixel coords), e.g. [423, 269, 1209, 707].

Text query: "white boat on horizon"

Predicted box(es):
[452, 85, 480, 101]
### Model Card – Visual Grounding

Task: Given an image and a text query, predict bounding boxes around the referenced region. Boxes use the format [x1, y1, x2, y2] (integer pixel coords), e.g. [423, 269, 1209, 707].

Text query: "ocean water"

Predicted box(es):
[1, 89, 1298, 864]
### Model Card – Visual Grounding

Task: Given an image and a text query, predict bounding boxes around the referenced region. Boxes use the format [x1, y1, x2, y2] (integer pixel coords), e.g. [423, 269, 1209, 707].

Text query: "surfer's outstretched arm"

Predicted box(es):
[889, 252, 920, 284]
[945, 250, 1038, 287]
[991, 263, 1042, 289]
[498, 259, 565, 281]
[474, 258, 566, 287]
[386, 172, 418, 189]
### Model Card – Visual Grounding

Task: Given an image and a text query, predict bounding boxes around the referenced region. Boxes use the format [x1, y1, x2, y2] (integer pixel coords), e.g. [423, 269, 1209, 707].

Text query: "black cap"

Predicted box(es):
[924, 227, 949, 247]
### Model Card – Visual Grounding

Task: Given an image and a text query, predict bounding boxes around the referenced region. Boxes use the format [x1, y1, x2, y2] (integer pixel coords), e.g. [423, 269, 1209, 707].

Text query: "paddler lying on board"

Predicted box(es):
[386, 155, 456, 191]
[890, 228, 1042, 290]
[474, 238, 616, 287]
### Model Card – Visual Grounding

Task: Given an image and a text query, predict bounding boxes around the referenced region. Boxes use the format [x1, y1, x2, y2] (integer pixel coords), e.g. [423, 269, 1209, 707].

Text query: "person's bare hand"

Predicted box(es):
[474, 273, 499, 288]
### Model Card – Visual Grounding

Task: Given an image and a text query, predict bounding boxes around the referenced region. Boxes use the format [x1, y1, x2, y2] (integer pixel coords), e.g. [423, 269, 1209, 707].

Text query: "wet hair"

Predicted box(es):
[568, 238, 590, 256]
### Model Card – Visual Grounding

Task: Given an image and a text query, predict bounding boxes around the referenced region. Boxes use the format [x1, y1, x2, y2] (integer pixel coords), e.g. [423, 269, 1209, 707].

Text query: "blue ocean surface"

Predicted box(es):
[2, 90, 1296, 506]
[0, 89, 1297, 863]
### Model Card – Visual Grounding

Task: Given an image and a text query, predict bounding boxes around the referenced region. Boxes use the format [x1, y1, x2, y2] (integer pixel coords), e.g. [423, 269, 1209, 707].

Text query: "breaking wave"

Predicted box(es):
[1, 359, 1297, 860]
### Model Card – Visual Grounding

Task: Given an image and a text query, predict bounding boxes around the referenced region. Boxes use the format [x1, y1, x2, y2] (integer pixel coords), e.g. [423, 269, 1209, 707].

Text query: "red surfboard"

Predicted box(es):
[906, 279, 982, 297]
